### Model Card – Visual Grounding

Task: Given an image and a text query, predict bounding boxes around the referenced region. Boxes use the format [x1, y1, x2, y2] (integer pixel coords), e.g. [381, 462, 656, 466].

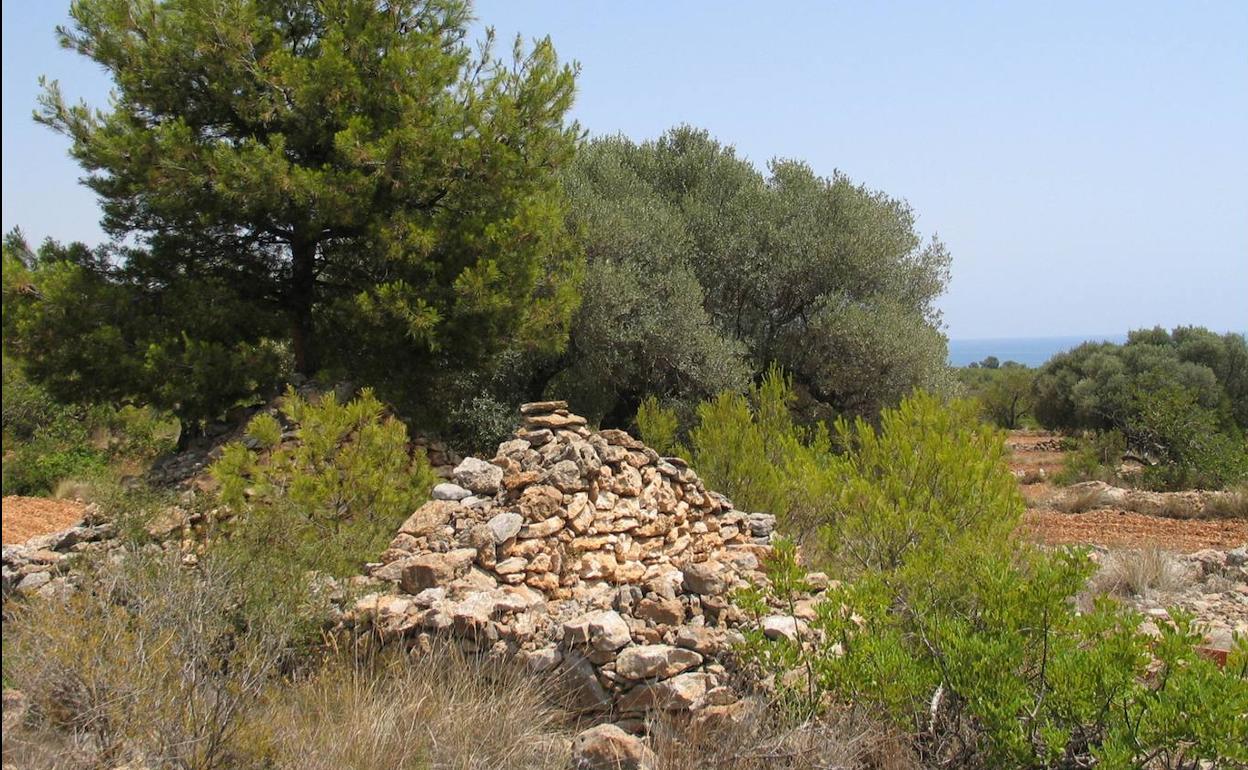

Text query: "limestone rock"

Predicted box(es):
[681, 561, 725, 595]
[521, 400, 568, 415]
[399, 500, 461, 537]
[618, 672, 713, 712]
[432, 482, 472, 501]
[487, 512, 524, 544]
[615, 644, 703, 680]
[453, 457, 504, 495]
[565, 610, 632, 651]
[399, 549, 477, 593]
[570, 724, 657, 770]
[761, 615, 808, 642]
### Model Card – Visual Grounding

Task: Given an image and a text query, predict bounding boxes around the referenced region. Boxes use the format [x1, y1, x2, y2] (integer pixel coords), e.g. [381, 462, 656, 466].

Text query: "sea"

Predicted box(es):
[947, 334, 1128, 368]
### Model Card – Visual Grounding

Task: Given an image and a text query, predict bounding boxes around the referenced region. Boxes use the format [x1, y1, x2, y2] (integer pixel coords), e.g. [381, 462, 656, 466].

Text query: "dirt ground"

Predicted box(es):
[2, 496, 87, 545]
[1009, 431, 1247, 553]
[1023, 509, 1248, 552]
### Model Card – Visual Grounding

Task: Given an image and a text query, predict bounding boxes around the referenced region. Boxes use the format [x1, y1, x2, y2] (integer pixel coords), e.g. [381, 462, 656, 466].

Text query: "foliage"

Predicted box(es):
[560, 127, 950, 424]
[735, 394, 1248, 768]
[1054, 429, 1126, 485]
[957, 362, 1035, 429]
[3, 231, 289, 428]
[681, 368, 837, 542]
[635, 395, 687, 457]
[212, 387, 435, 577]
[16, 0, 581, 423]
[1, 354, 177, 495]
[818, 392, 1020, 574]
[1128, 386, 1248, 490]
[1033, 327, 1248, 490]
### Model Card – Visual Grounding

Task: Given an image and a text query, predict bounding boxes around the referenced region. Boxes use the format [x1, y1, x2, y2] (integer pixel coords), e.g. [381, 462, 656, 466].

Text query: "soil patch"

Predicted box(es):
[2, 496, 87, 545]
[1024, 509, 1248, 552]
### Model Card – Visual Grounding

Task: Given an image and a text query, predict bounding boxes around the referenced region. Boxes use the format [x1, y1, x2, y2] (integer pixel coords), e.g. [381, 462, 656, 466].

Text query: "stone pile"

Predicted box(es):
[353, 401, 778, 719]
[2, 506, 115, 600]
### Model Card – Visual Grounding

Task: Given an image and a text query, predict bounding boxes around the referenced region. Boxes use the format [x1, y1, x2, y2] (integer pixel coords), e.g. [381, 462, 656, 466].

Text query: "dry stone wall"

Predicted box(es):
[353, 401, 778, 719]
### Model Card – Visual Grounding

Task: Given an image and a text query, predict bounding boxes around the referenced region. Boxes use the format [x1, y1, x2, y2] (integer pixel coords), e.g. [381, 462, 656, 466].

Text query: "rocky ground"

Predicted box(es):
[1009, 431, 1247, 551]
[1007, 430, 1246, 661]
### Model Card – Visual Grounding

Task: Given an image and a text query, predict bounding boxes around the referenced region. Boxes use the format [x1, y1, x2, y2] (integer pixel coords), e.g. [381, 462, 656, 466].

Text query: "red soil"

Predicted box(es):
[2, 496, 87, 545]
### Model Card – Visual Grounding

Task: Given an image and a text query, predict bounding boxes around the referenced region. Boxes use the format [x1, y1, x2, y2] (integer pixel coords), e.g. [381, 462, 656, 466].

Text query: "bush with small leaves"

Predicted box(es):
[212, 387, 435, 577]
[635, 395, 687, 458]
[735, 393, 1248, 768]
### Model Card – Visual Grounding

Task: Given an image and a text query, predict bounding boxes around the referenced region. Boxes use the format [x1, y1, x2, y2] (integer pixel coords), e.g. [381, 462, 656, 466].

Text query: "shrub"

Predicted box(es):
[2, 355, 180, 495]
[636, 395, 687, 458]
[735, 393, 1248, 768]
[211, 387, 435, 577]
[446, 394, 521, 457]
[1053, 486, 1114, 514]
[1032, 328, 1248, 490]
[1129, 386, 1248, 490]
[1054, 430, 1125, 486]
[2, 549, 321, 770]
[2, 443, 109, 497]
[684, 368, 838, 542]
[817, 392, 1019, 574]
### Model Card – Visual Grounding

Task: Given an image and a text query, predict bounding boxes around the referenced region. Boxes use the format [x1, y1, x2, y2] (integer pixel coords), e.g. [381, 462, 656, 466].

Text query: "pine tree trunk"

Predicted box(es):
[290, 237, 318, 376]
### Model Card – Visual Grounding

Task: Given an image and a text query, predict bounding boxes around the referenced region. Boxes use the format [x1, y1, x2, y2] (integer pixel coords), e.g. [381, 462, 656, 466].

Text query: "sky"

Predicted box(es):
[3, 1, 1245, 340]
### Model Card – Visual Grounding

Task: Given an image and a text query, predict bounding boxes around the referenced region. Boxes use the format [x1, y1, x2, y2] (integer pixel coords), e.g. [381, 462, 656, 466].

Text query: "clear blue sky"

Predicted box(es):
[3, 1, 1245, 339]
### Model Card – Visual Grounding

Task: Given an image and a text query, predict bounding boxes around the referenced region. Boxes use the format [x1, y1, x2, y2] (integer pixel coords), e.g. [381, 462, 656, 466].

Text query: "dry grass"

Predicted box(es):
[1053, 487, 1113, 514]
[1018, 469, 1047, 486]
[2, 550, 315, 770]
[1202, 487, 1248, 519]
[240, 645, 572, 770]
[647, 700, 918, 770]
[1087, 547, 1189, 598]
[1148, 495, 1203, 520]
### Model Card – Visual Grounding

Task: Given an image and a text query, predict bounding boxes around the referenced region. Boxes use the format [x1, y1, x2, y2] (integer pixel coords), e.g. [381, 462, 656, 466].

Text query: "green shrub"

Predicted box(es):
[446, 394, 520, 456]
[1129, 386, 1248, 490]
[683, 368, 837, 541]
[2, 443, 109, 497]
[818, 392, 1019, 574]
[735, 393, 1248, 768]
[1033, 327, 1248, 490]
[212, 387, 435, 577]
[2, 355, 180, 495]
[1054, 430, 1125, 485]
[635, 395, 687, 458]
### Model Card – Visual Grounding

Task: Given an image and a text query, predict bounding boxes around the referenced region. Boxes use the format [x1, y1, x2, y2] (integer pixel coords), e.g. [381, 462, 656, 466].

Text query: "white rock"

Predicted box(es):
[432, 482, 471, 501]
[487, 512, 524, 543]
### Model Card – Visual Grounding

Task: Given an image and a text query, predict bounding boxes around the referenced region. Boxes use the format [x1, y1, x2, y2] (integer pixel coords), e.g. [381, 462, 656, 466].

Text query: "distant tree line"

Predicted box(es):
[1032, 327, 1247, 488]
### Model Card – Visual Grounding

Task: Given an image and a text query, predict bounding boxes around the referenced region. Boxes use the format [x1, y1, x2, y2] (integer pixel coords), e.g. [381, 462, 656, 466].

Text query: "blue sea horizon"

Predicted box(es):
[947, 334, 1128, 368]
